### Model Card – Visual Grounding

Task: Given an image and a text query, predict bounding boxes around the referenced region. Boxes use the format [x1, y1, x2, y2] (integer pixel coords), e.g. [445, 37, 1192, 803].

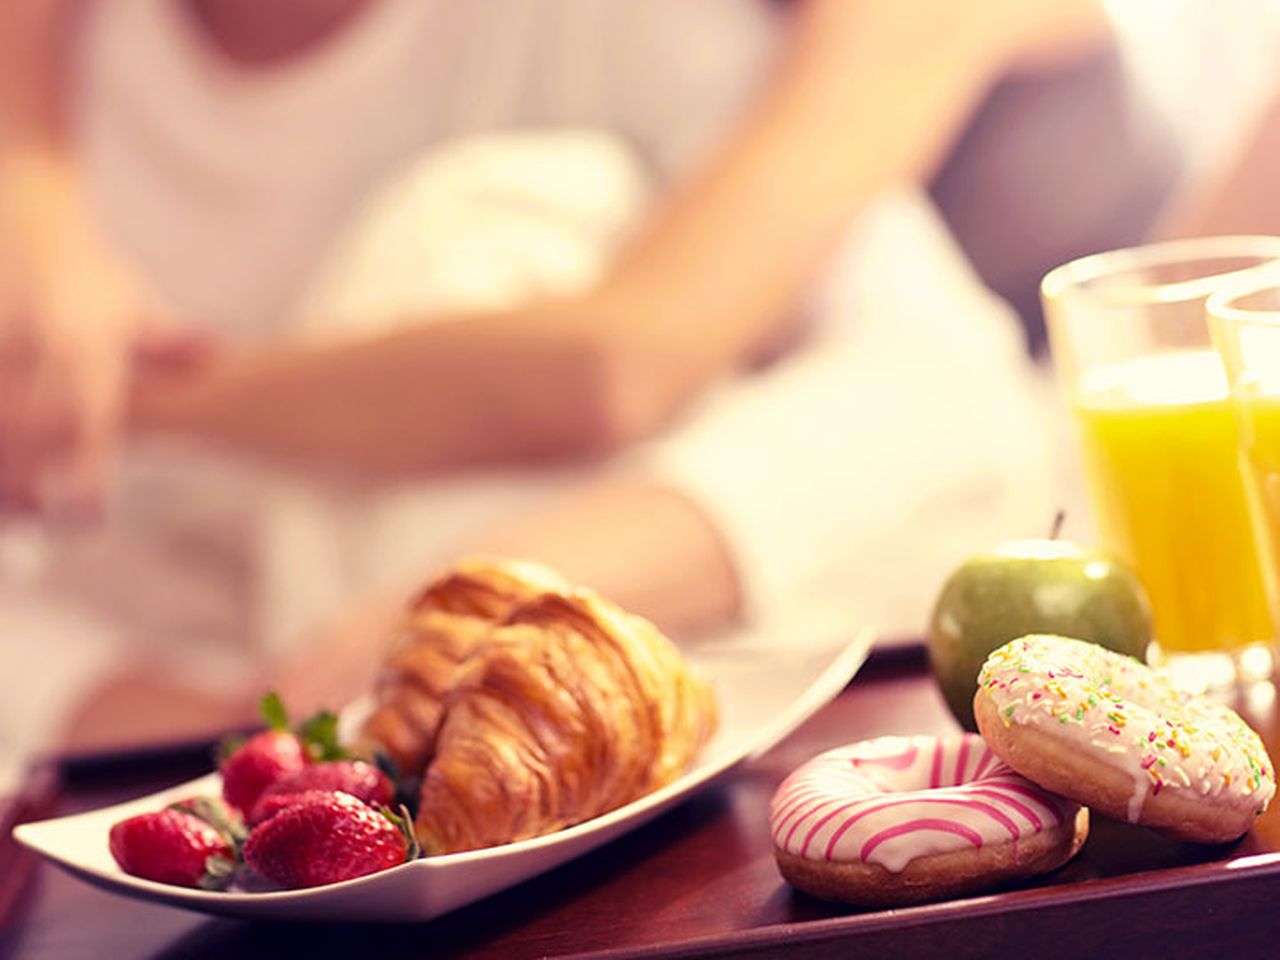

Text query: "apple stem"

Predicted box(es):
[1049, 510, 1066, 541]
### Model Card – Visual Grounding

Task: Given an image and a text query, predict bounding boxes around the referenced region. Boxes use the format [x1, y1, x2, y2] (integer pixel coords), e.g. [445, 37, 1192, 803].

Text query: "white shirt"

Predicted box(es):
[80, 0, 778, 334]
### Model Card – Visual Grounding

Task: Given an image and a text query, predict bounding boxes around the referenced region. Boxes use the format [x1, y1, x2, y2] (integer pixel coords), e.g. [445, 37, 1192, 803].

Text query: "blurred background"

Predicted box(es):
[3, 0, 1280, 791]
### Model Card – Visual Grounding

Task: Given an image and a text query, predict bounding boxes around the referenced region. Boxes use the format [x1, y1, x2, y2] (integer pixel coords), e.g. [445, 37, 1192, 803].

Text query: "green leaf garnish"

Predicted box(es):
[200, 853, 239, 891]
[170, 795, 247, 849]
[297, 710, 346, 762]
[381, 804, 422, 861]
[259, 691, 289, 731]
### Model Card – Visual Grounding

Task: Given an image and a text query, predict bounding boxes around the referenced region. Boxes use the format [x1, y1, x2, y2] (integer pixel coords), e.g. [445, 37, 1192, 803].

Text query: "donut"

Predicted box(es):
[975, 634, 1276, 844]
[769, 734, 1087, 907]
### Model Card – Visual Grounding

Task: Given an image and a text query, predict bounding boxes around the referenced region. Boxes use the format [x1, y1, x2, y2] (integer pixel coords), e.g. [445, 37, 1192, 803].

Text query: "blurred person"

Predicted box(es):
[1160, 81, 1280, 238]
[1102, 0, 1280, 241]
[0, 0, 1169, 749]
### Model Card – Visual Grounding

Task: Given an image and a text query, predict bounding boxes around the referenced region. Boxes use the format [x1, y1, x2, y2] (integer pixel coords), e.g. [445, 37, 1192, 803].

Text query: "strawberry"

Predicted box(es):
[220, 730, 309, 817]
[242, 791, 413, 889]
[248, 760, 394, 825]
[250, 791, 319, 828]
[218, 692, 348, 816]
[109, 809, 235, 888]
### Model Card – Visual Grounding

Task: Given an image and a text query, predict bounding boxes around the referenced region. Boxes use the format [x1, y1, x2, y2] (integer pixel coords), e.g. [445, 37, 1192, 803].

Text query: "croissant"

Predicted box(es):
[414, 590, 717, 853]
[358, 558, 569, 774]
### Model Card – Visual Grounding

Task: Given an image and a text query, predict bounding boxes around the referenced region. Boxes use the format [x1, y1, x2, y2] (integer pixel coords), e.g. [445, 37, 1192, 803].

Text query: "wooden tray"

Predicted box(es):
[4, 646, 1280, 959]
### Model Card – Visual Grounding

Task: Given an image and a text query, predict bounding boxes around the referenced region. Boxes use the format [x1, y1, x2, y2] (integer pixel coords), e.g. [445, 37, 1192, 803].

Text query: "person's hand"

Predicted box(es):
[0, 217, 152, 519]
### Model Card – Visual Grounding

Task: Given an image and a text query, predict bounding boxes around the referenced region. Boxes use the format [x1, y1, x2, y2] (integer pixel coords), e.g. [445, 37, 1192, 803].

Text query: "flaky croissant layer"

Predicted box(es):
[358, 558, 571, 773]
[358, 558, 717, 853]
[416, 591, 717, 853]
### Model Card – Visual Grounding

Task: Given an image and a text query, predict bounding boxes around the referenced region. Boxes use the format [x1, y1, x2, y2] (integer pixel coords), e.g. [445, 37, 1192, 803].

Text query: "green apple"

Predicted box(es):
[927, 539, 1152, 731]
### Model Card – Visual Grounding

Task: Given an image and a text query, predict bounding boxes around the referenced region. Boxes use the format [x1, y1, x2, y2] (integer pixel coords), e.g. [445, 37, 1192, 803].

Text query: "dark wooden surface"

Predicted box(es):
[5, 646, 1280, 960]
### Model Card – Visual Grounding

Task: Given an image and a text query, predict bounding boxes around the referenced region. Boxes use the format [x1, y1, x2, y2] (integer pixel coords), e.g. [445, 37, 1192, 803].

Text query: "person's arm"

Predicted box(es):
[1, 0, 159, 516]
[463, 191, 1053, 643]
[131, 0, 1107, 479]
[237, 190, 1055, 718]
[1159, 89, 1280, 239]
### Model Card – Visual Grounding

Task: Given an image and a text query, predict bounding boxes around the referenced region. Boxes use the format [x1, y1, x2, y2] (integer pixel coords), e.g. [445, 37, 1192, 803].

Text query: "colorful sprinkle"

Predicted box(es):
[975, 634, 1276, 823]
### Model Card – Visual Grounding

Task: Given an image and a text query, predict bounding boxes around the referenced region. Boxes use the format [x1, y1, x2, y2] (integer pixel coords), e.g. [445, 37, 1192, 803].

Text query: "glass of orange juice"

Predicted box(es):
[1210, 280, 1280, 670]
[1042, 236, 1280, 690]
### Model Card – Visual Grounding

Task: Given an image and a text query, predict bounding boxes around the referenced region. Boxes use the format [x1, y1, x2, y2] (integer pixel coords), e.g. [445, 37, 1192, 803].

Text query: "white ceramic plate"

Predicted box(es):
[14, 626, 872, 922]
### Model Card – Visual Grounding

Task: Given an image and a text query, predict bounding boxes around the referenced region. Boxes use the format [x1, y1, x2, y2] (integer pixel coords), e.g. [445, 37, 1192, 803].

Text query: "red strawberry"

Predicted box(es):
[220, 730, 309, 816]
[249, 761, 393, 825]
[250, 791, 318, 827]
[218, 692, 349, 817]
[242, 791, 410, 889]
[109, 809, 235, 888]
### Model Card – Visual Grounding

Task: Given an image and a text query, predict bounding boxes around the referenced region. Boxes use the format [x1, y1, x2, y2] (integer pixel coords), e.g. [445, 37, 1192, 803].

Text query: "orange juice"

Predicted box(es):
[1072, 349, 1273, 653]
[1237, 391, 1280, 623]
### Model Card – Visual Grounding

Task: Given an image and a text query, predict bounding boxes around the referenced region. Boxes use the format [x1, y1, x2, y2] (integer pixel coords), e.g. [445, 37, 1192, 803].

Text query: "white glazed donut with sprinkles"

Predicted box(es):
[769, 734, 1087, 906]
[975, 634, 1276, 844]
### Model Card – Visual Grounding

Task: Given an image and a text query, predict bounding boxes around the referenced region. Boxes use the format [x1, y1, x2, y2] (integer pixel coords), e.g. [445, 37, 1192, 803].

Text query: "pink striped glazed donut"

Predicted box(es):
[769, 734, 1087, 906]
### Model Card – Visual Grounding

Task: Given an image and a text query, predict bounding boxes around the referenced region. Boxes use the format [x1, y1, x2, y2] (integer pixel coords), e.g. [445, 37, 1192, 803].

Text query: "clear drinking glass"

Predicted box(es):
[1209, 280, 1280, 685]
[1042, 236, 1280, 690]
